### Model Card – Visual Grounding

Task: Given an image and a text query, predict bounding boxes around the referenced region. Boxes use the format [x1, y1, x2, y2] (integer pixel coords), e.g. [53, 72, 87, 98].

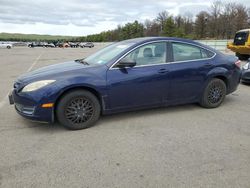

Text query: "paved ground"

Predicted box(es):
[0, 46, 250, 188]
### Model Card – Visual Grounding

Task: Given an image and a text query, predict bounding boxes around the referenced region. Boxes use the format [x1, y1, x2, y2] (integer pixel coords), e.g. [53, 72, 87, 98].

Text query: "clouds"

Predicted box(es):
[0, 0, 249, 36]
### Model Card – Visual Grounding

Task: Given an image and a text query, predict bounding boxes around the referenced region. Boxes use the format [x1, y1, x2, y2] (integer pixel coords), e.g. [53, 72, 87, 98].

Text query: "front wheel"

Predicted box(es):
[56, 90, 101, 130]
[200, 78, 226, 108]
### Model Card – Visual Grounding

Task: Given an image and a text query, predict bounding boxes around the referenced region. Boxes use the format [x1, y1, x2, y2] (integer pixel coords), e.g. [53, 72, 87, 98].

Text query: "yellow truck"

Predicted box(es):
[227, 29, 250, 60]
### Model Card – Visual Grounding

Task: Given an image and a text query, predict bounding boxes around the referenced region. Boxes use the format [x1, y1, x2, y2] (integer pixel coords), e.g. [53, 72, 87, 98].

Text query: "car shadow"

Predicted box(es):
[24, 104, 199, 132]
[97, 104, 197, 125]
[97, 96, 238, 127]
[24, 96, 238, 132]
[241, 81, 250, 86]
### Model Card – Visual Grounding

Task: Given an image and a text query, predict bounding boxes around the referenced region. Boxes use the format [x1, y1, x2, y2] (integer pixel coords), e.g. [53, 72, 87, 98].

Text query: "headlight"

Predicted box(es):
[22, 80, 56, 92]
[243, 63, 250, 70]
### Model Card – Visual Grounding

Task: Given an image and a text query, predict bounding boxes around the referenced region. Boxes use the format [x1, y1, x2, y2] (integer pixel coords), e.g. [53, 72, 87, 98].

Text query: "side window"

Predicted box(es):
[172, 42, 214, 62]
[121, 42, 167, 66]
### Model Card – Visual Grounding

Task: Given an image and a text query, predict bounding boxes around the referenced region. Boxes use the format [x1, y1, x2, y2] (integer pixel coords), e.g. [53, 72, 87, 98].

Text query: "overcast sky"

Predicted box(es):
[0, 0, 249, 36]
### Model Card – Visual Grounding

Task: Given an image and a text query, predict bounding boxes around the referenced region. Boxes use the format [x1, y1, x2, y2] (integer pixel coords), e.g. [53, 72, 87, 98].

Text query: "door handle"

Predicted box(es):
[158, 68, 169, 74]
[204, 63, 212, 67]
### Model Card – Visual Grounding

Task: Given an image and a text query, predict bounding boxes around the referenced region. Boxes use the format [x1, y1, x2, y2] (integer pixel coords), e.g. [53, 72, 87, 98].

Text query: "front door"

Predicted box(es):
[106, 42, 170, 110]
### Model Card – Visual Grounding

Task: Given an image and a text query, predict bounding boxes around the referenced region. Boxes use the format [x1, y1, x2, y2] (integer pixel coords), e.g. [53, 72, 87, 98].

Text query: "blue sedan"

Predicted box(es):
[9, 37, 241, 129]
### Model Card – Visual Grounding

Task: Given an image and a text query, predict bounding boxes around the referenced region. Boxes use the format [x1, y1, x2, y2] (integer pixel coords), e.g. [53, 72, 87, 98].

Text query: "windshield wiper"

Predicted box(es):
[75, 59, 89, 65]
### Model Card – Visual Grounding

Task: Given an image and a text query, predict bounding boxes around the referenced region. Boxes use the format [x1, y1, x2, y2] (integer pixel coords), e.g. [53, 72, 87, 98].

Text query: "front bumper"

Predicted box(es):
[9, 89, 54, 123]
[241, 69, 250, 83]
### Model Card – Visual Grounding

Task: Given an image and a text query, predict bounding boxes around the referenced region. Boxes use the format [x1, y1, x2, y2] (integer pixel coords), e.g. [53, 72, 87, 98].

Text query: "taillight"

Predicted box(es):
[235, 60, 241, 68]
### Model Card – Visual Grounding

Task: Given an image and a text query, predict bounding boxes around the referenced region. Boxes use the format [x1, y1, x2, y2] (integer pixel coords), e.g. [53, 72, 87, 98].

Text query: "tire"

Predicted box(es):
[7, 46, 11, 49]
[200, 78, 226, 108]
[56, 90, 101, 130]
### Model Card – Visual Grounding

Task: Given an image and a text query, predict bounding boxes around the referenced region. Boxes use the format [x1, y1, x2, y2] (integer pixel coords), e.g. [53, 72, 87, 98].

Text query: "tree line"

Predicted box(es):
[1, 1, 249, 42]
[77, 1, 250, 42]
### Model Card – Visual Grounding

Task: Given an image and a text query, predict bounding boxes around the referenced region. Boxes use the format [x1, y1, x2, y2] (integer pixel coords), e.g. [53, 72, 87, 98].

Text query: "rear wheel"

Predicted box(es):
[200, 78, 226, 108]
[56, 90, 100, 130]
[7, 46, 11, 49]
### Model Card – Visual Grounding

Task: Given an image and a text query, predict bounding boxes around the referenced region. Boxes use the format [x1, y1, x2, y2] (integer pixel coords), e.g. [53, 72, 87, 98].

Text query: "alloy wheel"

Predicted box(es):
[65, 97, 94, 124]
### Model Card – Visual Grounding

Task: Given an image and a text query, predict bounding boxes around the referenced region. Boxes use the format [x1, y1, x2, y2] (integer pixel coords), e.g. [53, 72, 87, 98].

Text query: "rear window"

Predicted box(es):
[172, 42, 214, 62]
[234, 31, 249, 45]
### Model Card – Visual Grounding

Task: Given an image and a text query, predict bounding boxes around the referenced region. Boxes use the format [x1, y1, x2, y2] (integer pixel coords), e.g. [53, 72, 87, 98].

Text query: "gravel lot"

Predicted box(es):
[0, 46, 250, 188]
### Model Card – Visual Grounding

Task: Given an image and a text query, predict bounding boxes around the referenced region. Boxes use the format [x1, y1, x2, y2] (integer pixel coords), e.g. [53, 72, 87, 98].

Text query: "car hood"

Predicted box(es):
[17, 60, 98, 83]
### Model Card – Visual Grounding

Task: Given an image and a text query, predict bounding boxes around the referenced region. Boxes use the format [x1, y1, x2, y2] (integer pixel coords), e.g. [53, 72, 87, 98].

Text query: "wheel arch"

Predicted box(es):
[204, 75, 228, 93]
[206, 67, 229, 92]
[199, 74, 229, 103]
[213, 75, 228, 91]
[53, 86, 103, 120]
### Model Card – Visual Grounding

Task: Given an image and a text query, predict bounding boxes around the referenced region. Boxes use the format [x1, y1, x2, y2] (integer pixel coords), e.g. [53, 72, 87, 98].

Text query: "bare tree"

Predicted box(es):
[144, 19, 161, 36]
[195, 11, 210, 39]
[156, 11, 169, 33]
[209, 0, 222, 38]
[217, 2, 249, 39]
[222, 3, 237, 38]
[234, 4, 249, 30]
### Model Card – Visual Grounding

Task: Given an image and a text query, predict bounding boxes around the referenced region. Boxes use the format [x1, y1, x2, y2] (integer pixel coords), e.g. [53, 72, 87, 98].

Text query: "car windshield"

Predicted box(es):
[83, 41, 135, 65]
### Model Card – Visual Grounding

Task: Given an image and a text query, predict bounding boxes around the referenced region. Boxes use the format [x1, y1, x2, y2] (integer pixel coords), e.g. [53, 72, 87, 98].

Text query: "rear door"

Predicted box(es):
[166, 41, 215, 103]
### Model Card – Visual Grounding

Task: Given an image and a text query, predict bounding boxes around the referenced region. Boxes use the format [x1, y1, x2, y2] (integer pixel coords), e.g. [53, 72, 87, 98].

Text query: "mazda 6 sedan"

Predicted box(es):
[9, 37, 241, 130]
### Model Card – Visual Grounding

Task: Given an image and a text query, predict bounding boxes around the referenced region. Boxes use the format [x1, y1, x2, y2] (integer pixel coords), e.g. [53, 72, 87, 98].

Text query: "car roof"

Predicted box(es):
[236, 29, 250, 33]
[123, 37, 194, 43]
[121, 37, 217, 53]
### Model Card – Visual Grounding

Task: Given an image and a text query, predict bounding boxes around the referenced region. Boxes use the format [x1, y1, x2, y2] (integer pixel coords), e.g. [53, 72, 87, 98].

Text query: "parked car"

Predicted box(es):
[63, 42, 70, 48]
[45, 43, 55, 48]
[227, 29, 250, 60]
[80, 42, 94, 48]
[69, 42, 78, 48]
[55, 42, 64, 48]
[241, 59, 250, 83]
[0, 42, 12, 49]
[53, 42, 69, 48]
[9, 37, 241, 130]
[28, 42, 54, 48]
[28, 42, 43, 48]
[28, 42, 38, 48]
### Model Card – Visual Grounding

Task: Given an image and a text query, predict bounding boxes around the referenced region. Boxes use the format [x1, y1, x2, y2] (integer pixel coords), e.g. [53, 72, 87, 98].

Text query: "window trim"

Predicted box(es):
[109, 40, 216, 70]
[169, 40, 216, 64]
[110, 41, 169, 70]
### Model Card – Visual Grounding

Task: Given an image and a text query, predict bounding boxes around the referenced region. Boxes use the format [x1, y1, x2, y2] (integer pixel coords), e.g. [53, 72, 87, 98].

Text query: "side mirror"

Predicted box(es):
[116, 59, 136, 68]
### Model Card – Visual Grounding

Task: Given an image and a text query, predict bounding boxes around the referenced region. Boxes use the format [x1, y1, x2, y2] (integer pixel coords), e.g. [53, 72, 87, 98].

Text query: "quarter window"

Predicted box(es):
[172, 42, 214, 62]
[121, 42, 167, 66]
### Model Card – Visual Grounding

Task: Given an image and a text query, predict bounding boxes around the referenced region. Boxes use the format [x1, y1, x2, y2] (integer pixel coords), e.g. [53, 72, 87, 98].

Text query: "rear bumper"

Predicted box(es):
[9, 89, 54, 123]
[227, 68, 242, 94]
